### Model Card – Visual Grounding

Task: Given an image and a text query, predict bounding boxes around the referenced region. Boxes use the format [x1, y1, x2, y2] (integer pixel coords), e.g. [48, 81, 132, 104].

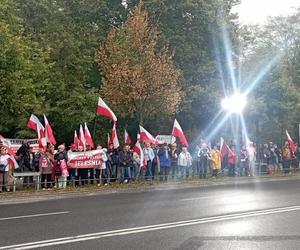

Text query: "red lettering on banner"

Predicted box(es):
[68, 150, 104, 169]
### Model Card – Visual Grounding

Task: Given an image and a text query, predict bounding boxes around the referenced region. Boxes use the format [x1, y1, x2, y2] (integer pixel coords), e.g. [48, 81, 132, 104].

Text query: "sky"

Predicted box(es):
[233, 0, 299, 24]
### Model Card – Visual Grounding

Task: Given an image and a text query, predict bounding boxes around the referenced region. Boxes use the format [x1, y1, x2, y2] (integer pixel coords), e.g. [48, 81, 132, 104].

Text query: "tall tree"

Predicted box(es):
[15, 0, 127, 142]
[0, 0, 50, 137]
[95, 4, 183, 126]
[239, 9, 300, 143]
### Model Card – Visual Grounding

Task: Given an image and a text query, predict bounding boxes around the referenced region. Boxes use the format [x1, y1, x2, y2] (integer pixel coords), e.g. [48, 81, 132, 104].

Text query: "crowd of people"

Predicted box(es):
[0, 139, 300, 192]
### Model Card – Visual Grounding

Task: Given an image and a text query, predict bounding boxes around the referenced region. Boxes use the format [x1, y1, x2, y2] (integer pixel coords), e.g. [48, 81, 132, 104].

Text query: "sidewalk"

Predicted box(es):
[1, 174, 300, 205]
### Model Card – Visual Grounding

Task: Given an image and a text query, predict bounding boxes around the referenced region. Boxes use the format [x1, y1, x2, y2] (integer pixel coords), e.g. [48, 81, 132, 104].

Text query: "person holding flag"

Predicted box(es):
[158, 143, 172, 181]
[143, 143, 155, 181]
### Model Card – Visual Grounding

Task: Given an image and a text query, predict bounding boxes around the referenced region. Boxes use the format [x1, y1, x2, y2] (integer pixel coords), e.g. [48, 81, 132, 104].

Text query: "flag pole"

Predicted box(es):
[92, 115, 98, 140]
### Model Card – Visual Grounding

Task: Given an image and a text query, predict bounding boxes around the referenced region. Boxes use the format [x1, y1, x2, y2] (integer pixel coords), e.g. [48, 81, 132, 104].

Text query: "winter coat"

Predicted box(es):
[0, 154, 11, 172]
[54, 151, 68, 176]
[177, 151, 192, 167]
[39, 153, 53, 174]
[228, 149, 236, 165]
[282, 146, 292, 161]
[210, 149, 221, 170]
[158, 148, 171, 167]
[119, 150, 133, 167]
[108, 148, 119, 165]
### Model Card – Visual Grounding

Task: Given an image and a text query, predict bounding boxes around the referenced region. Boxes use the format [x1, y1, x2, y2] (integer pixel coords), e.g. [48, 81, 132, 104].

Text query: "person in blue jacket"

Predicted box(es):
[158, 143, 172, 181]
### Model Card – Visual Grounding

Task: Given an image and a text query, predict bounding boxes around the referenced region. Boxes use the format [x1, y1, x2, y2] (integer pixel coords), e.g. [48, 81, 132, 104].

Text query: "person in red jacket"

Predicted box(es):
[228, 145, 236, 176]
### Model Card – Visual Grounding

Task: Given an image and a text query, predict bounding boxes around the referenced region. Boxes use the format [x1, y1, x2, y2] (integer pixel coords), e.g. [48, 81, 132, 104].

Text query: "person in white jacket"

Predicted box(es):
[0, 147, 11, 192]
[177, 147, 193, 179]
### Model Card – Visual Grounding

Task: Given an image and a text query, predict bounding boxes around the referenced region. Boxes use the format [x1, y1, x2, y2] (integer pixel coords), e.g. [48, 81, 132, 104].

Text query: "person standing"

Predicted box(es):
[39, 147, 53, 189]
[119, 145, 133, 183]
[198, 143, 211, 179]
[177, 147, 193, 179]
[0, 147, 12, 192]
[239, 146, 249, 176]
[170, 143, 178, 179]
[16, 143, 33, 186]
[107, 143, 119, 182]
[248, 142, 256, 176]
[143, 143, 155, 181]
[282, 141, 292, 175]
[158, 143, 172, 181]
[274, 144, 282, 173]
[54, 145, 69, 188]
[151, 143, 159, 181]
[77, 145, 88, 186]
[210, 145, 221, 178]
[228, 145, 236, 177]
[95, 146, 109, 186]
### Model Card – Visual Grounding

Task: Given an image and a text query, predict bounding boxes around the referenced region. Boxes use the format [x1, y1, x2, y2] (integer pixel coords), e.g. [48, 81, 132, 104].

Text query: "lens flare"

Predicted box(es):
[221, 92, 247, 114]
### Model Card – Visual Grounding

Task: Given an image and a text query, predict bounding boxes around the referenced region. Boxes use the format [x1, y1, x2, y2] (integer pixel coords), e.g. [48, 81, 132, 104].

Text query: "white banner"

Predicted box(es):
[0, 138, 39, 153]
[67, 150, 104, 169]
[155, 135, 176, 144]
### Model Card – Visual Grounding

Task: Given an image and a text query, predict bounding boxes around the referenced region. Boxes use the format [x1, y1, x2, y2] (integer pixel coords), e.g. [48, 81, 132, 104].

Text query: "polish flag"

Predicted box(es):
[96, 97, 117, 122]
[73, 130, 79, 148]
[220, 137, 228, 159]
[0, 134, 16, 156]
[27, 114, 45, 138]
[125, 129, 132, 145]
[133, 141, 146, 168]
[84, 123, 94, 149]
[139, 125, 155, 144]
[43, 115, 56, 145]
[286, 130, 296, 153]
[171, 119, 189, 147]
[38, 138, 47, 149]
[111, 123, 120, 149]
[79, 124, 86, 150]
[7, 156, 19, 170]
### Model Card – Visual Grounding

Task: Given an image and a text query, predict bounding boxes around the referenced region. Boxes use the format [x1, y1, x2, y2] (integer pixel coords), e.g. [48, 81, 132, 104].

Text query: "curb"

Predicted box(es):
[1, 175, 300, 205]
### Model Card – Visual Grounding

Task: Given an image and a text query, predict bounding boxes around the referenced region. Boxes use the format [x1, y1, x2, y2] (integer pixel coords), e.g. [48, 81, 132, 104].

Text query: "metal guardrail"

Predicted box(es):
[0, 163, 298, 193]
[13, 172, 41, 192]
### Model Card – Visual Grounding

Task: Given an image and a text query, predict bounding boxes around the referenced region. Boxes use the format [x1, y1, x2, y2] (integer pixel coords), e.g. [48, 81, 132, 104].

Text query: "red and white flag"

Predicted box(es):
[96, 97, 117, 122]
[8, 155, 19, 170]
[43, 115, 56, 145]
[125, 129, 132, 145]
[286, 130, 296, 153]
[84, 123, 94, 149]
[111, 123, 120, 149]
[27, 114, 45, 138]
[0, 134, 16, 156]
[73, 130, 79, 148]
[171, 119, 189, 147]
[220, 137, 228, 159]
[139, 125, 155, 144]
[133, 141, 146, 168]
[79, 124, 86, 150]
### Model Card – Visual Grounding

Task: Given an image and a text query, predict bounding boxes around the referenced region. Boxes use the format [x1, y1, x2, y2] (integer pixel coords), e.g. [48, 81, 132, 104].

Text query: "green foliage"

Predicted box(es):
[12, 0, 128, 143]
[240, 9, 300, 143]
[0, 0, 50, 137]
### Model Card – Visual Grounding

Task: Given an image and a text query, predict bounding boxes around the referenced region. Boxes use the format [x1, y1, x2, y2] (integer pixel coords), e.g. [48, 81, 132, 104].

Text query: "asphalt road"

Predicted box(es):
[1, 178, 300, 249]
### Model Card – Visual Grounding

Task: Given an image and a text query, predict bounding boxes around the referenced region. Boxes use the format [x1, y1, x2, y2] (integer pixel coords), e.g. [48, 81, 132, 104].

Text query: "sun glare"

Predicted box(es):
[221, 92, 247, 114]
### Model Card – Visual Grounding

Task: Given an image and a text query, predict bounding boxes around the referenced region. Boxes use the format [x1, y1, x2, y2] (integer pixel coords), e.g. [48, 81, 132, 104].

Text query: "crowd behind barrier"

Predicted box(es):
[0, 139, 299, 192]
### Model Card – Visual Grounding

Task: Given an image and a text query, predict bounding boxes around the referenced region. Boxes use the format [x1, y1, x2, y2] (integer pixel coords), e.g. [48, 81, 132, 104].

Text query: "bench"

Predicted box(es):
[13, 172, 41, 192]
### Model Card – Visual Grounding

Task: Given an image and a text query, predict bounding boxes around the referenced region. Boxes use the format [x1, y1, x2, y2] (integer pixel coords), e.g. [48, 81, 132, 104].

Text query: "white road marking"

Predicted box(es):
[180, 193, 245, 201]
[1, 205, 300, 249]
[0, 211, 70, 221]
